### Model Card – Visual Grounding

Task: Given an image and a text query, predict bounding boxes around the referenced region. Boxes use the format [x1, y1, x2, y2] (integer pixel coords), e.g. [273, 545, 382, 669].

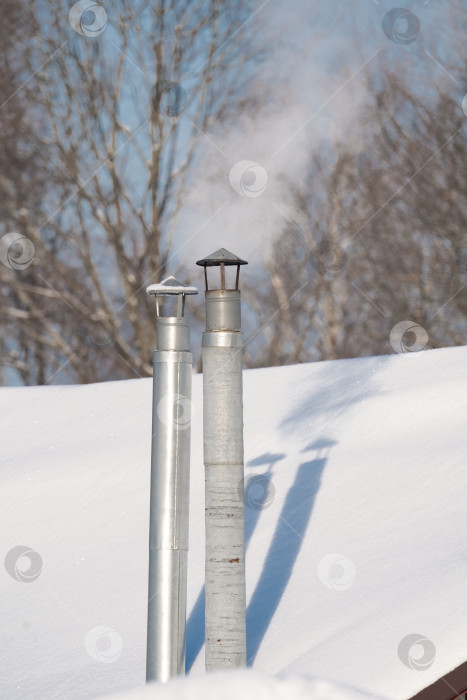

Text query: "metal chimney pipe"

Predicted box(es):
[196, 248, 248, 671]
[145, 277, 198, 683]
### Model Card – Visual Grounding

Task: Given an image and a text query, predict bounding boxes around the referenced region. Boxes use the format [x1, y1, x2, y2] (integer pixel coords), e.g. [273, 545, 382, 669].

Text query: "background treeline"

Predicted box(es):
[0, 0, 466, 383]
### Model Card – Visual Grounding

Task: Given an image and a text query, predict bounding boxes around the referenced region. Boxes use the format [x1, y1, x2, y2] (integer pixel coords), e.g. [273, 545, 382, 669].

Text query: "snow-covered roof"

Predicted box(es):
[2, 346, 466, 699]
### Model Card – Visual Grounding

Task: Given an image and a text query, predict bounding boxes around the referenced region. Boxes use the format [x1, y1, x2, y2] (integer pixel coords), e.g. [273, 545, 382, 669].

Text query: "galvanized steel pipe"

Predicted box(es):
[146, 280, 197, 683]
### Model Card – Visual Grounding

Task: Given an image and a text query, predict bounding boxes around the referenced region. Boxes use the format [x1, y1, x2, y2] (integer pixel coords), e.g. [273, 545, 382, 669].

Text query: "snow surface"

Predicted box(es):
[100, 668, 384, 700]
[1, 346, 467, 700]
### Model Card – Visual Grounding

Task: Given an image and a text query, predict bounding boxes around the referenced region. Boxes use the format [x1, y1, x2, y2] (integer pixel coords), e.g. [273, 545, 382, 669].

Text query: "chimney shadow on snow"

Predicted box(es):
[246, 439, 336, 665]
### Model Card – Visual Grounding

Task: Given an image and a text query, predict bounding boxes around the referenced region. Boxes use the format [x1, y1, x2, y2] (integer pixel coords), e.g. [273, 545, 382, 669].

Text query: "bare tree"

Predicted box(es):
[0, 0, 52, 384]
[245, 32, 467, 366]
[0, 0, 267, 384]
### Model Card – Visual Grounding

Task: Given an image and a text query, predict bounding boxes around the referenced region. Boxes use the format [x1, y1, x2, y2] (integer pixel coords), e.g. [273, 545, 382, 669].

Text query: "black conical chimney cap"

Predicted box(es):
[196, 248, 248, 267]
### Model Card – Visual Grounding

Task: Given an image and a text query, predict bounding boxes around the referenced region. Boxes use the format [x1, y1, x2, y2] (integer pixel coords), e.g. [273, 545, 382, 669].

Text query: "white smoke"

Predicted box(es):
[177, 2, 369, 265]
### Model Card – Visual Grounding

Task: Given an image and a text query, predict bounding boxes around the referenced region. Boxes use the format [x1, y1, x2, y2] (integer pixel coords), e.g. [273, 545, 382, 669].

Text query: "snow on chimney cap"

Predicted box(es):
[146, 276, 198, 296]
